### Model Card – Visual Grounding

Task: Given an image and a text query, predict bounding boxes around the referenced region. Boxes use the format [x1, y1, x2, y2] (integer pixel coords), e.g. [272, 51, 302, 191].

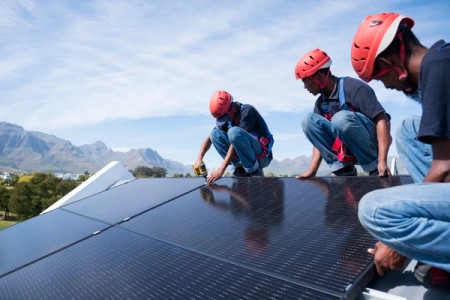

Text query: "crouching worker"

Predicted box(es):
[352, 12, 450, 286]
[194, 90, 274, 185]
[294, 48, 392, 178]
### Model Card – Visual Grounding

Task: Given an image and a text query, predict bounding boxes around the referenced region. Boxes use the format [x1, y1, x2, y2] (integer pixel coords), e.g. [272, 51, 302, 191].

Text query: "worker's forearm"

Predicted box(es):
[218, 145, 236, 172]
[309, 147, 322, 173]
[197, 136, 212, 161]
[375, 116, 390, 164]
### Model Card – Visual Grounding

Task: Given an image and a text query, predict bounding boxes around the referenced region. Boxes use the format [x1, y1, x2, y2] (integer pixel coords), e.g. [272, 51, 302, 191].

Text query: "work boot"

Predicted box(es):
[233, 166, 251, 177]
[250, 168, 264, 177]
[332, 164, 357, 176]
[414, 262, 450, 288]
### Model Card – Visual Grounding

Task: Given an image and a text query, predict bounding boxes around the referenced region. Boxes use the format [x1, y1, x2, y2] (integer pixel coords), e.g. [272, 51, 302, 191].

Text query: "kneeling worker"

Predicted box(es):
[294, 48, 391, 178]
[194, 90, 274, 185]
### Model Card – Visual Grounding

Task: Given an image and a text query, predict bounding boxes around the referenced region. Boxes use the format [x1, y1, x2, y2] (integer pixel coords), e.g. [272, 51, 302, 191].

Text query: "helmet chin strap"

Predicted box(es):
[314, 69, 331, 92]
[371, 31, 413, 93]
[396, 31, 413, 93]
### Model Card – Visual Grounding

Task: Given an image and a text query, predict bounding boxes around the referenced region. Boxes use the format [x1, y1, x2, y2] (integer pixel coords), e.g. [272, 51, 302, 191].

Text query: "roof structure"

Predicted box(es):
[0, 166, 447, 299]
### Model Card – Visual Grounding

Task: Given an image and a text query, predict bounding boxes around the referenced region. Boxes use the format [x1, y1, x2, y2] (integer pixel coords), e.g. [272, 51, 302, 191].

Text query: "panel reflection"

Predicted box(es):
[199, 177, 284, 254]
[120, 176, 412, 296]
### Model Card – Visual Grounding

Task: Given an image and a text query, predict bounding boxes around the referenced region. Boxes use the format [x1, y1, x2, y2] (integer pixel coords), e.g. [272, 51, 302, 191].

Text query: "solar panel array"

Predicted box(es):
[0, 176, 413, 299]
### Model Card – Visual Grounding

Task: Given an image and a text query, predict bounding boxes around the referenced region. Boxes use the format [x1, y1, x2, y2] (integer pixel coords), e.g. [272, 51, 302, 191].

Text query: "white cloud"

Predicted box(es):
[0, 0, 448, 164]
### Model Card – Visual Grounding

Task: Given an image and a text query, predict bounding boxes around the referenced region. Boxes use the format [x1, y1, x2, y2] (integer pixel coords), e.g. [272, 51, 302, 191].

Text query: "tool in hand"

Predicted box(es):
[193, 162, 208, 181]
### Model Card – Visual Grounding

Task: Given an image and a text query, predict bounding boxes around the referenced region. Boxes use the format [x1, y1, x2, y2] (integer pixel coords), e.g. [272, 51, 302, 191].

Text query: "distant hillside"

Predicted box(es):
[264, 155, 409, 176]
[78, 141, 189, 175]
[264, 156, 329, 176]
[0, 122, 189, 175]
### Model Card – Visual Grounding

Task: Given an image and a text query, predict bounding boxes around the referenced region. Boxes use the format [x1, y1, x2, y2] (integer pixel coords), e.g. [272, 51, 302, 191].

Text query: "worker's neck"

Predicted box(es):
[322, 75, 337, 97]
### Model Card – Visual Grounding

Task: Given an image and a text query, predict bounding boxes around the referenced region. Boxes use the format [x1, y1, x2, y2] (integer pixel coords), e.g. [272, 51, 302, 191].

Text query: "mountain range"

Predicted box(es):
[0, 122, 407, 176]
[0, 122, 189, 175]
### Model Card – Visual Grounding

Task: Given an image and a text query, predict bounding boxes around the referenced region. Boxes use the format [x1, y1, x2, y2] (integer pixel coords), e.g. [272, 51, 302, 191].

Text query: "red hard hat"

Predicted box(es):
[209, 90, 233, 118]
[295, 48, 332, 79]
[351, 12, 414, 82]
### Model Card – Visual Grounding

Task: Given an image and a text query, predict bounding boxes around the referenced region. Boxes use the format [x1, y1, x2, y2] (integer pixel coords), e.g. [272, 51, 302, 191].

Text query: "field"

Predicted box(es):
[0, 213, 18, 230]
[0, 220, 16, 230]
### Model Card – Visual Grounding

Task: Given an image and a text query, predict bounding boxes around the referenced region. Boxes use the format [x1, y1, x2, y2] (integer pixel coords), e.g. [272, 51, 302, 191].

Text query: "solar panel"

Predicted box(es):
[0, 209, 109, 277]
[118, 176, 412, 299]
[0, 227, 339, 299]
[62, 177, 205, 224]
[0, 176, 413, 299]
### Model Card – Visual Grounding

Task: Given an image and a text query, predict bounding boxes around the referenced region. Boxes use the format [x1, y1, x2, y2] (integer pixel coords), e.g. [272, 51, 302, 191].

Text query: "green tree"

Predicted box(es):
[8, 173, 81, 220]
[78, 171, 91, 182]
[0, 186, 11, 220]
[57, 179, 79, 196]
[132, 166, 167, 178]
[9, 182, 42, 220]
[173, 173, 183, 178]
[30, 173, 61, 200]
[152, 167, 167, 178]
[132, 166, 155, 178]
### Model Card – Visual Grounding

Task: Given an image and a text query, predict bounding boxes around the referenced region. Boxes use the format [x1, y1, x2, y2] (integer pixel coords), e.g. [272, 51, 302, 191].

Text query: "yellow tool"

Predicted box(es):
[193, 162, 208, 179]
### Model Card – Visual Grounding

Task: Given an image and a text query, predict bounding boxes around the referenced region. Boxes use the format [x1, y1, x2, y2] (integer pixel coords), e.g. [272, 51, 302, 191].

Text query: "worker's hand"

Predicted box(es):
[375, 162, 391, 177]
[194, 159, 204, 169]
[368, 241, 406, 276]
[296, 169, 316, 179]
[207, 168, 225, 185]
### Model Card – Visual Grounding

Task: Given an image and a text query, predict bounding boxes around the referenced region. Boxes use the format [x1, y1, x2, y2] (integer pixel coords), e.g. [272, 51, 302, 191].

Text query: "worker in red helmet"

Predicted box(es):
[353, 12, 450, 286]
[294, 48, 392, 178]
[194, 90, 274, 185]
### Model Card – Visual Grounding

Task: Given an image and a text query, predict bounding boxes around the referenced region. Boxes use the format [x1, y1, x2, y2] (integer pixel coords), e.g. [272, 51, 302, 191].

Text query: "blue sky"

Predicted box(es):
[0, 0, 448, 168]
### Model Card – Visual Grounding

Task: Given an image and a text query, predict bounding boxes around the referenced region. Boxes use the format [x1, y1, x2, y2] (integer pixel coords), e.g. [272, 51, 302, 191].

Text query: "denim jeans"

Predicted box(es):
[396, 115, 432, 183]
[301, 111, 378, 172]
[210, 127, 270, 173]
[358, 183, 450, 272]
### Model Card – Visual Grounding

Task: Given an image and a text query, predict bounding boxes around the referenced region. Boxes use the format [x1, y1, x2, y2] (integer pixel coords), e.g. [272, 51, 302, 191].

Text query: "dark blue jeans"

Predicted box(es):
[301, 111, 378, 172]
[359, 183, 450, 272]
[396, 115, 432, 183]
[210, 127, 270, 173]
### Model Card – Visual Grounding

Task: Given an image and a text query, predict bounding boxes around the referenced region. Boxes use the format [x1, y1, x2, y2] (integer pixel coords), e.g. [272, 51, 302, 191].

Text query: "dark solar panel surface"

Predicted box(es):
[0, 227, 337, 299]
[120, 176, 412, 298]
[0, 209, 109, 277]
[62, 177, 205, 224]
[0, 176, 413, 299]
